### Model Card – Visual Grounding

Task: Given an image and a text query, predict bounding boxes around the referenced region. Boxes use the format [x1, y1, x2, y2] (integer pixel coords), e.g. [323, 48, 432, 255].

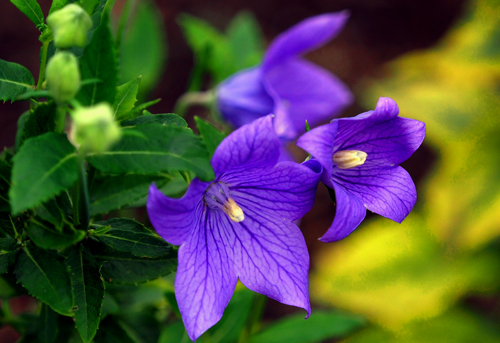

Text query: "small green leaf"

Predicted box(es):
[9, 133, 79, 214]
[122, 113, 187, 128]
[227, 11, 264, 71]
[91, 218, 171, 258]
[121, 98, 161, 120]
[94, 316, 137, 343]
[86, 123, 214, 181]
[26, 219, 86, 250]
[194, 116, 226, 159]
[38, 303, 59, 343]
[114, 77, 141, 120]
[66, 245, 104, 343]
[49, 0, 69, 15]
[93, 247, 177, 284]
[89, 174, 170, 215]
[249, 310, 366, 343]
[77, 11, 118, 106]
[0, 58, 35, 102]
[120, 1, 166, 97]
[15, 243, 73, 315]
[19, 102, 57, 147]
[9, 0, 44, 27]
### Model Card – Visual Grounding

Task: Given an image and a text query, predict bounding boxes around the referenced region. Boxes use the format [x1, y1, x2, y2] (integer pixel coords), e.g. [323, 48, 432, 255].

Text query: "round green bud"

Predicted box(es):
[47, 4, 92, 49]
[70, 103, 122, 153]
[46, 51, 81, 104]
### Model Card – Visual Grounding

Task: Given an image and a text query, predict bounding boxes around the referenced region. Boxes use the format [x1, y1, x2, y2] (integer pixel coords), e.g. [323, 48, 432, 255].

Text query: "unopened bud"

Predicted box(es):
[47, 4, 92, 49]
[70, 103, 122, 152]
[46, 52, 80, 104]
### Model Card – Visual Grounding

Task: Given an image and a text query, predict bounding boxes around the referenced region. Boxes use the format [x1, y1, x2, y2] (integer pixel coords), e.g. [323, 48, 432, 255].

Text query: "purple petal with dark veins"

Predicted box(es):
[223, 160, 322, 222]
[147, 179, 208, 245]
[320, 182, 366, 242]
[211, 115, 280, 174]
[296, 121, 338, 188]
[263, 11, 350, 68]
[333, 165, 417, 223]
[175, 208, 238, 341]
[264, 58, 353, 140]
[217, 67, 274, 128]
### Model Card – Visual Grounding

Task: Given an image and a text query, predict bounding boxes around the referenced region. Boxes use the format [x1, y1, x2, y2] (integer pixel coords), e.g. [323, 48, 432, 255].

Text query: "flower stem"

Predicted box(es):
[54, 106, 66, 133]
[238, 293, 267, 343]
[173, 90, 214, 117]
[73, 153, 90, 229]
[36, 40, 50, 91]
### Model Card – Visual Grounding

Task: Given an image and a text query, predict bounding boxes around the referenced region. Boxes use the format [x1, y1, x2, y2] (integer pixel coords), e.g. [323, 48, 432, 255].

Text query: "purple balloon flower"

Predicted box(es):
[217, 11, 353, 141]
[147, 115, 322, 341]
[297, 97, 426, 242]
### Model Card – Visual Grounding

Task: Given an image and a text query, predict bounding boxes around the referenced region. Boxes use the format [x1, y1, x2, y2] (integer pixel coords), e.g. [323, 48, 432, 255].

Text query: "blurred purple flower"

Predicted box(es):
[297, 97, 426, 242]
[217, 11, 353, 141]
[147, 115, 322, 341]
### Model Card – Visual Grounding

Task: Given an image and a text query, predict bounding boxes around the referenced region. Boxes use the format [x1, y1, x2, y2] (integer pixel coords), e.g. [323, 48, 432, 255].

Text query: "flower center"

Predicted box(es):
[203, 182, 245, 222]
[333, 150, 368, 169]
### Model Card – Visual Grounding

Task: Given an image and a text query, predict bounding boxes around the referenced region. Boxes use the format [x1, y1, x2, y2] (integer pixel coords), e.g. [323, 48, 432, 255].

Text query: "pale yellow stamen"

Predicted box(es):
[223, 198, 245, 222]
[333, 150, 368, 169]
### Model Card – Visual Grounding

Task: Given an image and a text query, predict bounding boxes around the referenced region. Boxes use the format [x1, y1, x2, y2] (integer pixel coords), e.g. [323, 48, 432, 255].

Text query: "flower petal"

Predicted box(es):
[232, 206, 311, 315]
[212, 115, 280, 174]
[265, 58, 353, 140]
[296, 121, 338, 188]
[217, 67, 274, 128]
[320, 182, 367, 242]
[224, 160, 322, 222]
[175, 209, 238, 341]
[147, 179, 207, 246]
[333, 165, 417, 223]
[264, 11, 350, 67]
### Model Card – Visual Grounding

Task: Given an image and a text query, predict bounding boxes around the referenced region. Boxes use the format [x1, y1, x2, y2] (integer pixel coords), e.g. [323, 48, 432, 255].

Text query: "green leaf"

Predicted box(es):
[15, 111, 30, 152]
[94, 248, 177, 284]
[15, 243, 73, 315]
[0, 159, 12, 212]
[194, 116, 226, 159]
[35, 198, 67, 231]
[121, 113, 187, 128]
[89, 174, 170, 215]
[120, 1, 166, 97]
[38, 303, 59, 343]
[49, 0, 69, 14]
[114, 77, 141, 120]
[77, 11, 118, 106]
[0, 58, 35, 102]
[9, 133, 79, 214]
[226, 11, 264, 71]
[93, 316, 137, 343]
[66, 245, 104, 343]
[19, 102, 57, 147]
[86, 123, 214, 181]
[0, 212, 23, 239]
[0, 251, 18, 274]
[9, 0, 44, 27]
[81, 0, 99, 15]
[249, 310, 366, 343]
[26, 219, 86, 250]
[158, 321, 188, 343]
[120, 98, 161, 120]
[91, 218, 171, 258]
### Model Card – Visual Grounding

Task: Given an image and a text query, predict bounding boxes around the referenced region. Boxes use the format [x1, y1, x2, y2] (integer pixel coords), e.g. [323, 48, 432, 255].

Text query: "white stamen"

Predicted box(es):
[333, 150, 368, 169]
[223, 198, 245, 222]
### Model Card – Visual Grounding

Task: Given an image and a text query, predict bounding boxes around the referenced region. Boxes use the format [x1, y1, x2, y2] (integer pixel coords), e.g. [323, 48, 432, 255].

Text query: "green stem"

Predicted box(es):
[54, 106, 66, 133]
[239, 293, 267, 343]
[73, 153, 90, 229]
[173, 91, 214, 117]
[115, 0, 135, 51]
[36, 40, 50, 91]
[104, 0, 118, 14]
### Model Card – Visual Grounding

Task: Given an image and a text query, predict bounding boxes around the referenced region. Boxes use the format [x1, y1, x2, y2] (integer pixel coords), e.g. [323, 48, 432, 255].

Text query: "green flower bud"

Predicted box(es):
[46, 51, 81, 104]
[47, 4, 92, 49]
[70, 103, 122, 153]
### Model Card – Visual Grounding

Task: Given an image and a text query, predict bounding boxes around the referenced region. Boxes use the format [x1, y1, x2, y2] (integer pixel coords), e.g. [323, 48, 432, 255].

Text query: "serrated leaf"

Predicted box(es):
[120, 1, 166, 97]
[38, 303, 59, 343]
[26, 219, 86, 250]
[89, 174, 170, 215]
[121, 113, 187, 128]
[114, 77, 141, 120]
[15, 243, 73, 315]
[49, 0, 69, 14]
[94, 316, 137, 343]
[91, 218, 171, 258]
[194, 116, 226, 159]
[86, 123, 214, 181]
[9, 0, 44, 27]
[0, 250, 18, 274]
[0, 58, 35, 102]
[66, 245, 104, 343]
[77, 11, 118, 106]
[19, 102, 57, 147]
[9, 133, 79, 214]
[94, 248, 177, 284]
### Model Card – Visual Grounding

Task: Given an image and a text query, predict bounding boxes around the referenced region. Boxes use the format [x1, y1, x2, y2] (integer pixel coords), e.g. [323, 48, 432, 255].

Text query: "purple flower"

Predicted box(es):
[147, 115, 322, 341]
[297, 97, 426, 242]
[217, 11, 353, 141]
